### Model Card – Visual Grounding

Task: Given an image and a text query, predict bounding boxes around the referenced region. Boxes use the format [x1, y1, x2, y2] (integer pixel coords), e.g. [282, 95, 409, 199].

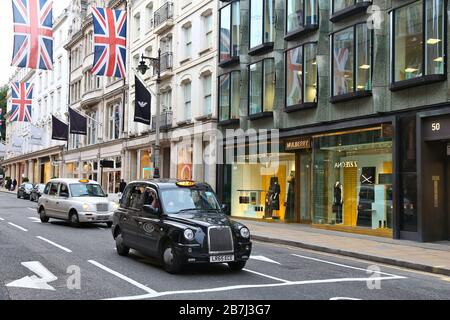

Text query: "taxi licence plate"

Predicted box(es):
[97, 215, 109, 220]
[210, 255, 234, 263]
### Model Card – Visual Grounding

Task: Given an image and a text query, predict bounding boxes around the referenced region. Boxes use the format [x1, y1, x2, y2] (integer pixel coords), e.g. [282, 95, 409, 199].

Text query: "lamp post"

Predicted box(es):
[136, 49, 162, 179]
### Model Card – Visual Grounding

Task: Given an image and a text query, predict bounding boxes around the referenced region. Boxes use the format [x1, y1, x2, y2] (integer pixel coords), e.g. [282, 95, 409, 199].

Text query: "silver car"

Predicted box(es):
[37, 179, 119, 228]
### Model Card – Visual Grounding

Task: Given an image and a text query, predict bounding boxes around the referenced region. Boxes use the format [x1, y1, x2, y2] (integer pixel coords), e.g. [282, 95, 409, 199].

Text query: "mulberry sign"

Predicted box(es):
[285, 138, 311, 151]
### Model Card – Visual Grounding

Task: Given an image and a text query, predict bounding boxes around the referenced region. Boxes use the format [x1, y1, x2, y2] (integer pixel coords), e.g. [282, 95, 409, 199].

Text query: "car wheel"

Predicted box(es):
[106, 222, 113, 228]
[29, 195, 34, 202]
[115, 234, 129, 256]
[70, 212, 80, 228]
[39, 208, 49, 223]
[228, 261, 247, 272]
[17, 193, 20, 199]
[162, 242, 183, 274]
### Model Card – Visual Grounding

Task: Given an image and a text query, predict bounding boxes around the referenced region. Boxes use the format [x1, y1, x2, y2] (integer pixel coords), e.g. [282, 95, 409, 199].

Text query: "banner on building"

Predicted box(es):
[0, 143, 5, 157]
[30, 125, 44, 146]
[10, 82, 33, 122]
[11, 0, 53, 70]
[92, 7, 127, 78]
[134, 76, 151, 125]
[51, 116, 68, 141]
[10, 134, 24, 153]
[69, 108, 87, 135]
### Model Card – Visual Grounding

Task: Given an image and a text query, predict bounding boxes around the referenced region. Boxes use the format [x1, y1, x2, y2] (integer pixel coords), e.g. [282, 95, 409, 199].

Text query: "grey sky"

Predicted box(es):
[0, 0, 71, 87]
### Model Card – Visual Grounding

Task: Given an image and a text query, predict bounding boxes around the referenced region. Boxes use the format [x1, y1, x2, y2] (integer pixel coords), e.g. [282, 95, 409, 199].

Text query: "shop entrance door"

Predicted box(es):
[298, 153, 312, 224]
[445, 149, 450, 241]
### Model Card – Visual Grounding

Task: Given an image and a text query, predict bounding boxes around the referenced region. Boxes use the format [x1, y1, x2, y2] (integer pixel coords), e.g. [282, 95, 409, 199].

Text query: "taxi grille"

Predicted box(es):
[208, 227, 234, 254]
[96, 203, 109, 212]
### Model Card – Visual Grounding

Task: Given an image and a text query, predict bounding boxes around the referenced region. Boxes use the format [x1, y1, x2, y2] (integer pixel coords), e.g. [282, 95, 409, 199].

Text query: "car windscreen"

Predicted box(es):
[38, 184, 46, 192]
[24, 184, 33, 189]
[69, 184, 106, 197]
[161, 188, 220, 214]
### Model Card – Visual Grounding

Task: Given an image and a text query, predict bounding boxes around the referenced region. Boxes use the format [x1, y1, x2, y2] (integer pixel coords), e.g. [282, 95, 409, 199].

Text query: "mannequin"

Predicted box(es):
[285, 171, 295, 222]
[333, 181, 343, 224]
[269, 177, 281, 219]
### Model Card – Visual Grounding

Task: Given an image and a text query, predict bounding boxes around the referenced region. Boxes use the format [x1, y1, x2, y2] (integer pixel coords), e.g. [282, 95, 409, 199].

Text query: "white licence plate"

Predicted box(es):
[210, 255, 234, 263]
[97, 215, 109, 220]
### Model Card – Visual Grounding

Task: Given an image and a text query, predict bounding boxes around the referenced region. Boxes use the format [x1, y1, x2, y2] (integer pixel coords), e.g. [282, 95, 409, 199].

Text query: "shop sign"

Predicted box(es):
[285, 138, 311, 151]
[334, 161, 358, 169]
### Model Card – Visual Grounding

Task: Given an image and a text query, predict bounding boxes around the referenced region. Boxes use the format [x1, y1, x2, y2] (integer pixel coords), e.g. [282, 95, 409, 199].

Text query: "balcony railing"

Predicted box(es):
[151, 110, 173, 131]
[153, 2, 174, 28]
[154, 52, 173, 75]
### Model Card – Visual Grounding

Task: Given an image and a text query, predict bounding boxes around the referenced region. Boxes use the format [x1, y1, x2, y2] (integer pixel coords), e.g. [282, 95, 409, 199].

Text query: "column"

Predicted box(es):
[192, 134, 203, 182]
[207, 133, 217, 188]
[170, 141, 177, 179]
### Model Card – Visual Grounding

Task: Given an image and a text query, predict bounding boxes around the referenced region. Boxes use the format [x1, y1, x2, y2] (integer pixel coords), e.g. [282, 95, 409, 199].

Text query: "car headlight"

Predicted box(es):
[240, 227, 250, 239]
[112, 203, 119, 210]
[184, 229, 195, 241]
[82, 203, 90, 211]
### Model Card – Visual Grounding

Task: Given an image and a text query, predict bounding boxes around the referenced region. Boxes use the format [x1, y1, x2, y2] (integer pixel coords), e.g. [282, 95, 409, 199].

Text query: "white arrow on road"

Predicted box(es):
[250, 255, 281, 265]
[6, 261, 58, 291]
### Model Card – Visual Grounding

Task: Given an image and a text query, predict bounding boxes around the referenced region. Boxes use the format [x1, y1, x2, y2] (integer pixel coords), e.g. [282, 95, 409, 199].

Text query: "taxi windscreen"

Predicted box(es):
[69, 184, 107, 197]
[161, 188, 220, 214]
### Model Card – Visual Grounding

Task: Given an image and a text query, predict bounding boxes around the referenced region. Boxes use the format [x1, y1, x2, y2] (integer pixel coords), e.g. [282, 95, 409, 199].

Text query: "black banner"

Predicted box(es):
[69, 108, 87, 135]
[52, 116, 68, 141]
[134, 75, 151, 125]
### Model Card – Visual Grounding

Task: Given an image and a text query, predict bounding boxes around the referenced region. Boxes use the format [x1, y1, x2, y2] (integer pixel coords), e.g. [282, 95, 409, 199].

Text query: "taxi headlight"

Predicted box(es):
[82, 203, 90, 211]
[240, 227, 250, 239]
[112, 203, 119, 210]
[184, 229, 195, 241]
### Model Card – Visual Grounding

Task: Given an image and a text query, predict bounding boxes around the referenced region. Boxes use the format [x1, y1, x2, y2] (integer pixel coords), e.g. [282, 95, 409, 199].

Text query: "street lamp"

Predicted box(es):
[137, 49, 162, 179]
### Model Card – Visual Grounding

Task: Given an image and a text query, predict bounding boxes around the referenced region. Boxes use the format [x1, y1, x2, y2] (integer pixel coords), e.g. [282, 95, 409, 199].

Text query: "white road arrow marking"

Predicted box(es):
[28, 217, 41, 223]
[6, 261, 58, 291]
[250, 255, 281, 265]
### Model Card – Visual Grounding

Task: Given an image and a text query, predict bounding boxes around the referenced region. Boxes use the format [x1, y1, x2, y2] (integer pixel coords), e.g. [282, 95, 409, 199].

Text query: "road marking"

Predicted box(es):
[291, 254, 406, 278]
[0, 217, 4, 221]
[106, 276, 402, 300]
[6, 261, 57, 291]
[28, 217, 41, 223]
[27, 208, 37, 213]
[98, 227, 105, 231]
[88, 260, 158, 295]
[36, 236, 72, 253]
[8, 222, 28, 232]
[243, 268, 290, 283]
[330, 297, 362, 300]
[250, 255, 281, 265]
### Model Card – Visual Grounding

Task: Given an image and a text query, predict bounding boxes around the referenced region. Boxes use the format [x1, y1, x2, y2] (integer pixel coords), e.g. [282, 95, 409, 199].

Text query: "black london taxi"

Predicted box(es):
[111, 180, 252, 274]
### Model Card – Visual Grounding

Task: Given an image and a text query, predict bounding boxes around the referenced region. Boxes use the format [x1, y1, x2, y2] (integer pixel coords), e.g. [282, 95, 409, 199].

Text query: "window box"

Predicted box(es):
[390, 0, 446, 91]
[248, 59, 275, 117]
[248, 111, 273, 120]
[329, 90, 372, 103]
[249, 0, 275, 54]
[330, 1, 372, 23]
[248, 42, 274, 56]
[285, 0, 319, 40]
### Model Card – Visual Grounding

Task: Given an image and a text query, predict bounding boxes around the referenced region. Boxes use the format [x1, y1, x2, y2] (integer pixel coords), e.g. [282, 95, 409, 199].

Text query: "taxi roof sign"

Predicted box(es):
[79, 179, 90, 183]
[176, 181, 196, 187]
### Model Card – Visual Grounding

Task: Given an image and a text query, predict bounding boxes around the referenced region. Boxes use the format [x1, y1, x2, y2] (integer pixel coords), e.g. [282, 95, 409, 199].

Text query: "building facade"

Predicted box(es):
[216, 0, 450, 242]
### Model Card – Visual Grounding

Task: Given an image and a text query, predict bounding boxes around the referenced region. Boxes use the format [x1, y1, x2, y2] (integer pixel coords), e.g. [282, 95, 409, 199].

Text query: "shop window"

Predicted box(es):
[390, 0, 446, 91]
[285, 43, 318, 111]
[218, 71, 240, 123]
[331, 0, 372, 22]
[285, 0, 319, 40]
[249, 0, 275, 55]
[312, 127, 393, 234]
[249, 59, 275, 117]
[331, 23, 372, 103]
[219, 1, 240, 66]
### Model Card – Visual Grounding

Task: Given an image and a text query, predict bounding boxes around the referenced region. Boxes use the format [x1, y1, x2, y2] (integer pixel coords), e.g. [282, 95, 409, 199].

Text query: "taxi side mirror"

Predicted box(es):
[60, 192, 69, 198]
[221, 204, 229, 215]
[143, 205, 159, 216]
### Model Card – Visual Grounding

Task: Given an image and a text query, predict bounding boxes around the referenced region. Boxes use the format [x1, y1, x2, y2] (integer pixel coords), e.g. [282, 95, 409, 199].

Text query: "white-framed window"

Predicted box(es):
[146, 3, 153, 31]
[203, 14, 213, 49]
[87, 111, 98, 145]
[56, 88, 61, 114]
[202, 74, 212, 115]
[184, 25, 192, 59]
[57, 57, 62, 80]
[161, 89, 172, 111]
[108, 104, 121, 140]
[183, 82, 192, 121]
[134, 13, 141, 40]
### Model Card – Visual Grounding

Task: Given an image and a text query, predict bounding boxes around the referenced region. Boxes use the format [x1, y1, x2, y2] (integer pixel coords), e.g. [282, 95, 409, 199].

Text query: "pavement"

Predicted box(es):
[235, 219, 450, 277]
[0, 190, 449, 300]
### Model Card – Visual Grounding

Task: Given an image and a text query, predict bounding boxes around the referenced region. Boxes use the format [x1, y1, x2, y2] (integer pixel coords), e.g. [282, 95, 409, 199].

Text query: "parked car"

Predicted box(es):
[37, 178, 118, 228]
[30, 183, 46, 202]
[112, 180, 252, 274]
[17, 183, 34, 199]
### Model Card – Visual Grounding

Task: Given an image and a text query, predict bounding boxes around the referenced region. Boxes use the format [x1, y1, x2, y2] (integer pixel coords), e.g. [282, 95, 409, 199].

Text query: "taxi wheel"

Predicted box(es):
[70, 212, 80, 228]
[228, 261, 247, 272]
[115, 234, 129, 256]
[162, 242, 183, 274]
[106, 222, 113, 228]
[39, 208, 49, 223]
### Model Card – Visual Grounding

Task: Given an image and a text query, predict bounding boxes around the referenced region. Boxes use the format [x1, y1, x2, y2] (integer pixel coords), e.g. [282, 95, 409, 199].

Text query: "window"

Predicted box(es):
[184, 25, 192, 59]
[391, 0, 445, 89]
[203, 14, 213, 49]
[202, 74, 212, 115]
[219, 71, 240, 122]
[49, 183, 59, 196]
[146, 3, 153, 31]
[219, 1, 240, 64]
[161, 89, 172, 111]
[87, 111, 98, 145]
[249, 0, 275, 53]
[249, 59, 275, 116]
[331, 24, 372, 100]
[183, 82, 192, 121]
[286, 0, 319, 38]
[108, 104, 120, 140]
[134, 13, 141, 40]
[285, 43, 317, 110]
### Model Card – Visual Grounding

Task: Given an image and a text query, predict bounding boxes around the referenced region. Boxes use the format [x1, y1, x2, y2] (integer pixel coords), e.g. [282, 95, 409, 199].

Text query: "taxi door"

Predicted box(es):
[120, 184, 144, 249]
[43, 182, 60, 217]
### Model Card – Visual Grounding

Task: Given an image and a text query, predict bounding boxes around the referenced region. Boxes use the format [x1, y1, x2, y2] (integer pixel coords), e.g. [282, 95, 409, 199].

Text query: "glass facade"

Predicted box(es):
[249, 59, 275, 115]
[312, 127, 393, 232]
[286, 43, 317, 108]
[286, 0, 318, 34]
[219, 71, 241, 122]
[219, 1, 240, 63]
[393, 0, 445, 82]
[250, 0, 275, 49]
[332, 24, 372, 96]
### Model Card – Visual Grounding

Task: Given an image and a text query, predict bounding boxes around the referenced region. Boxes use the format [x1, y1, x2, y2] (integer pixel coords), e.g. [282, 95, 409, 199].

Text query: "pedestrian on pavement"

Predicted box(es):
[12, 179, 17, 191]
[5, 179, 11, 190]
[119, 179, 127, 193]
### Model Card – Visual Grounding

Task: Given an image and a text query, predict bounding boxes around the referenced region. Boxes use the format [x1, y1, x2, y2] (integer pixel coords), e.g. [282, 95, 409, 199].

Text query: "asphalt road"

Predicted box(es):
[0, 191, 449, 300]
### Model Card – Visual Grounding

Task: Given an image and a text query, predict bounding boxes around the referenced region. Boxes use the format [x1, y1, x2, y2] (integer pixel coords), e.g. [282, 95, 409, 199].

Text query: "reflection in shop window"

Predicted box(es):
[219, 1, 240, 63]
[250, 0, 275, 49]
[286, 0, 318, 35]
[219, 71, 241, 122]
[249, 59, 275, 116]
[312, 127, 393, 233]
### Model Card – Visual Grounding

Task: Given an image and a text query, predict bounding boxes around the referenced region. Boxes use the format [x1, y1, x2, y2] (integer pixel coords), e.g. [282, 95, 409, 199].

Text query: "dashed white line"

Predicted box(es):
[243, 268, 291, 283]
[88, 260, 158, 295]
[28, 217, 41, 223]
[8, 222, 28, 232]
[27, 208, 37, 212]
[36, 236, 72, 253]
[0, 217, 4, 221]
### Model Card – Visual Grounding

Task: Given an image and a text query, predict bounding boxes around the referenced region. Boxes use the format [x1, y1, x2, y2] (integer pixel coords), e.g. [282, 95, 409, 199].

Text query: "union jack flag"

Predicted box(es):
[92, 7, 127, 78]
[11, 0, 53, 70]
[10, 82, 33, 123]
